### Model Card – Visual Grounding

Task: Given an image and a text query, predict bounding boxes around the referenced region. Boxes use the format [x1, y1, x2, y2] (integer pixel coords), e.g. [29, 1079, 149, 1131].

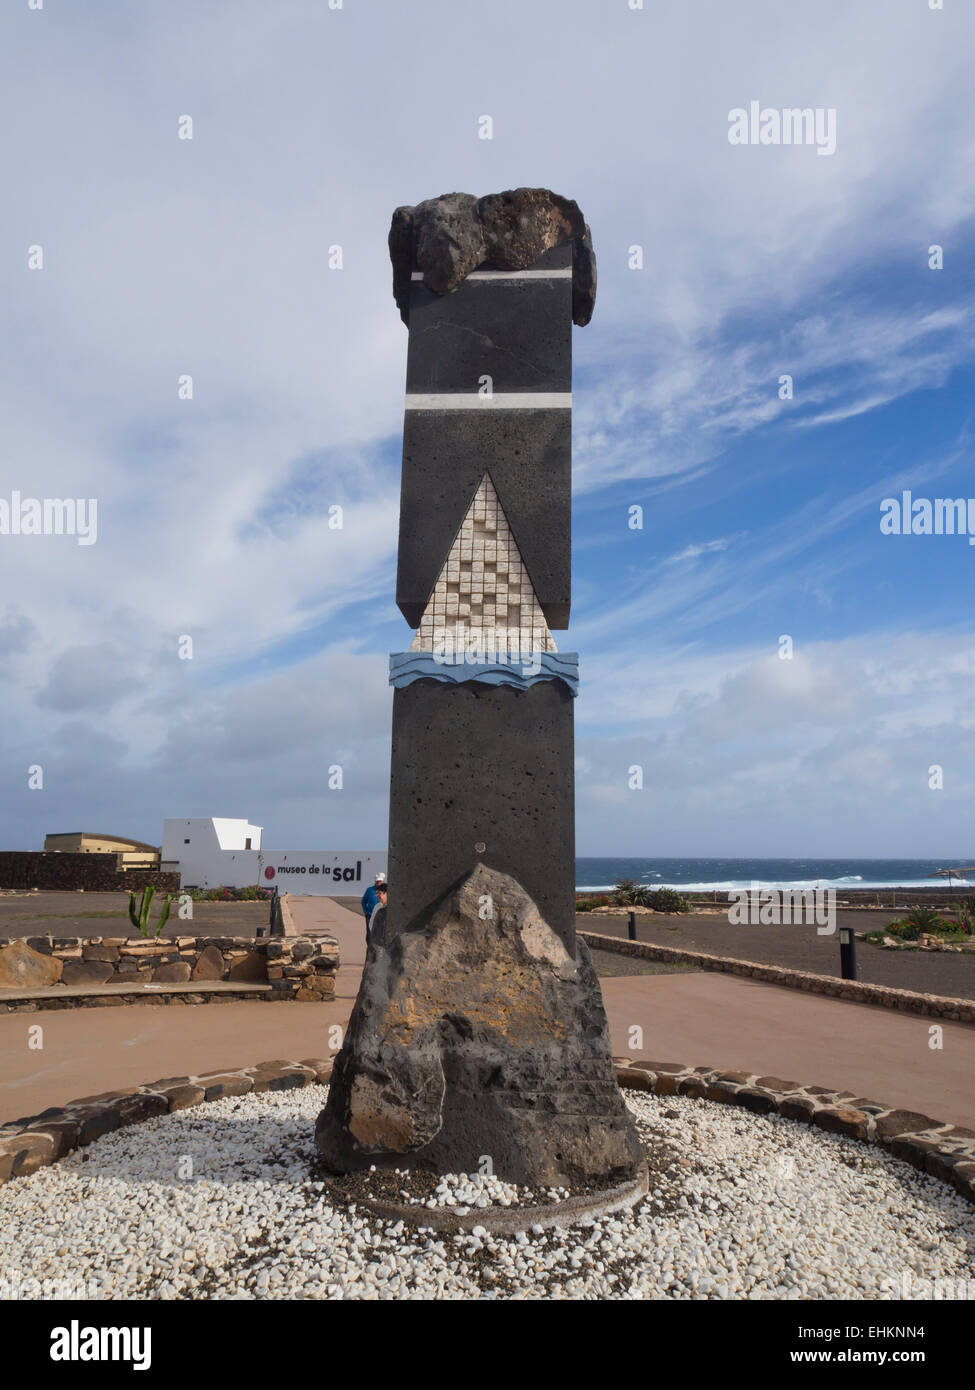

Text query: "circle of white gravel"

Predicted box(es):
[1, 1085, 973, 1300]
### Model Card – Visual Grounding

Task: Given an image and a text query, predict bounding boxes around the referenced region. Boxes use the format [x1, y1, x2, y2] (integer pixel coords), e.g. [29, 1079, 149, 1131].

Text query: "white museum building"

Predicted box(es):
[161, 818, 386, 894]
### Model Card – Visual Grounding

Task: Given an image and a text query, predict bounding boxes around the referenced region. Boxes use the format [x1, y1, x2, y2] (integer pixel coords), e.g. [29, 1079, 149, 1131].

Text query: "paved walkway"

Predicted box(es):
[2, 896, 973, 1128]
[282, 894, 367, 1006]
[599, 973, 975, 1129]
[586, 910, 975, 1000]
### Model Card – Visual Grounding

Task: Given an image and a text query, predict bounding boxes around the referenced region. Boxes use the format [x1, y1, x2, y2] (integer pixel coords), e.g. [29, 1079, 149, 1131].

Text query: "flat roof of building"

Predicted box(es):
[44, 833, 161, 853]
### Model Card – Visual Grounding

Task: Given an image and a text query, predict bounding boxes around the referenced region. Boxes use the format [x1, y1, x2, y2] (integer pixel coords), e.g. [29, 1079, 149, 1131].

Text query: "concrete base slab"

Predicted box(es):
[319, 1163, 649, 1236]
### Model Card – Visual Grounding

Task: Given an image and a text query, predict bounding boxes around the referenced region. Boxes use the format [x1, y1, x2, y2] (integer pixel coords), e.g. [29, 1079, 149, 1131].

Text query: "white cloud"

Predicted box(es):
[575, 630, 975, 856]
[1, 0, 974, 851]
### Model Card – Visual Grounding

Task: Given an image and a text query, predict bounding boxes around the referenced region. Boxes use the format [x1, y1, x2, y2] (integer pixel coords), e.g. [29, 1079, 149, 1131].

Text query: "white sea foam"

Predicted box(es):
[576, 878, 970, 893]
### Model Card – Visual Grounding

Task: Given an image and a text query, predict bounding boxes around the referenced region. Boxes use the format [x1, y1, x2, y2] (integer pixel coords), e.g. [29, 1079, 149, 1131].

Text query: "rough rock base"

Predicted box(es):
[315, 866, 643, 1187]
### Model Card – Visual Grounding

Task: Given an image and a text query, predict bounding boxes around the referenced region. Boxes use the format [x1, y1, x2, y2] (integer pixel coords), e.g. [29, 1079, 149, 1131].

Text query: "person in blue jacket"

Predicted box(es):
[361, 872, 386, 939]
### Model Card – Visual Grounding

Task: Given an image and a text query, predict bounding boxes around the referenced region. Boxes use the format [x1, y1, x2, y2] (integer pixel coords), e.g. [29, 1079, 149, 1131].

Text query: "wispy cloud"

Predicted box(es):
[663, 536, 739, 565]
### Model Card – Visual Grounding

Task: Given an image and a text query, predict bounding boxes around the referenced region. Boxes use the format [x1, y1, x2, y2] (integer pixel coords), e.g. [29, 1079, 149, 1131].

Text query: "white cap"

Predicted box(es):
[375, 872, 387, 883]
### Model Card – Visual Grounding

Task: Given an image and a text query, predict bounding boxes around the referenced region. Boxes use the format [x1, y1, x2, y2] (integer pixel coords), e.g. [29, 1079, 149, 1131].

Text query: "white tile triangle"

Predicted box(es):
[410, 473, 557, 656]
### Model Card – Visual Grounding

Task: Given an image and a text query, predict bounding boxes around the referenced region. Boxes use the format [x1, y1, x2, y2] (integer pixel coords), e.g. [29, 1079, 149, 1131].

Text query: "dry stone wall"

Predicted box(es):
[0, 935, 338, 1012]
[0, 852, 179, 893]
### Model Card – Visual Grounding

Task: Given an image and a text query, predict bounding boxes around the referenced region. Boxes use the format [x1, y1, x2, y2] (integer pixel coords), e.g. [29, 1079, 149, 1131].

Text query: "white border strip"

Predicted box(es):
[406, 393, 571, 410]
[410, 269, 571, 281]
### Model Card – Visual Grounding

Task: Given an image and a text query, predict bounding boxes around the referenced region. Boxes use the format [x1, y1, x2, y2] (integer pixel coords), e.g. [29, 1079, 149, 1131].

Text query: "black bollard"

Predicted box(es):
[840, 925, 857, 980]
[628, 910, 636, 941]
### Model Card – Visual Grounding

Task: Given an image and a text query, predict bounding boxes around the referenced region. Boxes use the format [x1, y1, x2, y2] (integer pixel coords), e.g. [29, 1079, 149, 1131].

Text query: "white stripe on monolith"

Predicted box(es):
[405, 393, 571, 410]
[410, 269, 572, 281]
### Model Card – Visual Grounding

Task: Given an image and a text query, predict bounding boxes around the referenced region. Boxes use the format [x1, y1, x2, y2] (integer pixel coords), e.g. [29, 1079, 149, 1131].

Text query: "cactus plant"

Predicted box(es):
[128, 885, 173, 939]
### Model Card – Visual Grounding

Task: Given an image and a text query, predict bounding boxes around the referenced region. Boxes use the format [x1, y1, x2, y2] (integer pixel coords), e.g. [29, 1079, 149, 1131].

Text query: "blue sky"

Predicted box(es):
[1, 0, 973, 857]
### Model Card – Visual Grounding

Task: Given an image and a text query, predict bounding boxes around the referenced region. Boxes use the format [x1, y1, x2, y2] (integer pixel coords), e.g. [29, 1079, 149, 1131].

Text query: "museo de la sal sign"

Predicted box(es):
[178, 850, 387, 894]
[261, 853, 386, 890]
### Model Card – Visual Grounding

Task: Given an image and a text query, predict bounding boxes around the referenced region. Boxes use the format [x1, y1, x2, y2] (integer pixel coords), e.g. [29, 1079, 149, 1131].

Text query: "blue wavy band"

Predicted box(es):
[389, 650, 579, 697]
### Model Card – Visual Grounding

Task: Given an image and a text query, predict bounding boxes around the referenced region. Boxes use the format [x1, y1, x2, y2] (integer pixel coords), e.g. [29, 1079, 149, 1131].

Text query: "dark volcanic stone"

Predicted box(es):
[60, 960, 114, 986]
[813, 1106, 871, 1141]
[873, 1109, 940, 1141]
[571, 224, 597, 328]
[0, 939, 63, 988]
[889, 1134, 941, 1168]
[112, 1093, 169, 1127]
[389, 188, 596, 327]
[615, 1066, 651, 1090]
[82, 945, 119, 962]
[300, 1057, 335, 1084]
[388, 203, 417, 326]
[25, 1118, 80, 1159]
[199, 1074, 254, 1101]
[316, 865, 642, 1187]
[248, 1062, 315, 1092]
[413, 191, 483, 295]
[704, 1082, 741, 1105]
[227, 950, 266, 982]
[779, 1096, 818, 1123]
[162, 1083, 205, 1112]
[0, 1131, 55, 1180]
[191, 945, 224, 981]
[925, 1148, 971, 1182]
[151, 961, 192, 983]
[477, 188, 582, 272]
[73, 1106, 121, 1147]
[736, 1088, 777, 1115]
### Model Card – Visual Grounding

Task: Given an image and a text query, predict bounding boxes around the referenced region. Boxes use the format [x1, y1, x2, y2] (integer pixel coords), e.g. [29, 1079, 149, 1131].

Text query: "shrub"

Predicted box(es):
[577, 894, 610, 913]
[188, 885, 273, 903]
[611, 881, 690, 914]
[936, 919, 968, 939]
[887, 919, 920, 941]
[613, 878, 640, 906]
[887, 906, 958, 941]
[651, 888, 689, 913]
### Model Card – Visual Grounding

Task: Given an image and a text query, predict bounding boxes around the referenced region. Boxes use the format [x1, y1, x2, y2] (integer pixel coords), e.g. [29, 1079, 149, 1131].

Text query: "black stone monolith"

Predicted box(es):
[316, 189, 641, 1188]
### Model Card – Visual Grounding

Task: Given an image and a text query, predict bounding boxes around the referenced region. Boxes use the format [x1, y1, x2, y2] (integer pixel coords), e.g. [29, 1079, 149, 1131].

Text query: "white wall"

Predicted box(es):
[162, 817, 262, 888]
[161, 819, 385, 894]
[211, 818, 263, 851]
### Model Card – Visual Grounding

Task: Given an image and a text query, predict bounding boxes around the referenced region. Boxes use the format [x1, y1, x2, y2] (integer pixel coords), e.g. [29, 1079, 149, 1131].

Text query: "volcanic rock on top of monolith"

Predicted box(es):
[389, 187, 597, 327]
[315, 865, 643, 1187]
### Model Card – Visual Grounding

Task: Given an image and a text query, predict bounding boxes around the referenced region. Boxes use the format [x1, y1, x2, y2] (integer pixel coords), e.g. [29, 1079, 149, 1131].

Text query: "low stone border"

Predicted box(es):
[319, 1165, 650, 1235]
[612, 1057, 975, 1206]
[0, 1057, 336, 1182]
[3, 1054, 973, 1210]
[0, 933, 339, 1012]
[582, 929, 975, 1025]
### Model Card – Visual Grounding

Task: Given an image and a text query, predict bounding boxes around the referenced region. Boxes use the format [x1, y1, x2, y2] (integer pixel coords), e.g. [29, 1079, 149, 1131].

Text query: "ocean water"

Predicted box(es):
[575, 857, 975, 893]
